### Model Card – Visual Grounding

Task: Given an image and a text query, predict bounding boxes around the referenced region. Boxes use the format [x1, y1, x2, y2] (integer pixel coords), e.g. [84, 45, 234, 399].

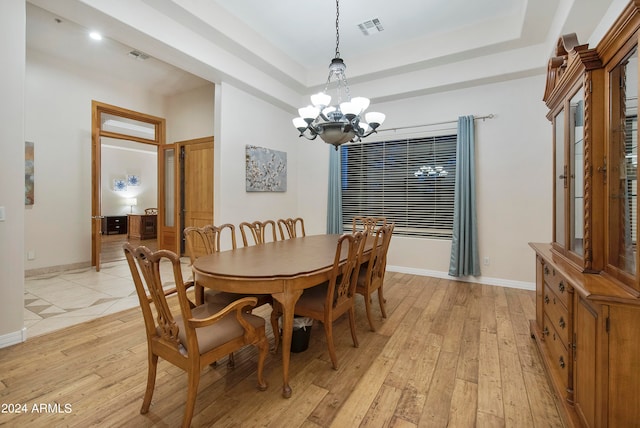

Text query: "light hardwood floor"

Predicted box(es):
[1, 272, 563, 427]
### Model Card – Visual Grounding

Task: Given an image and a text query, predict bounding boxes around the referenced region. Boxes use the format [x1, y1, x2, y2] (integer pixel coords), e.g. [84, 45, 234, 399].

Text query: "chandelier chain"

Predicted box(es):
[335, 0, 340, 59]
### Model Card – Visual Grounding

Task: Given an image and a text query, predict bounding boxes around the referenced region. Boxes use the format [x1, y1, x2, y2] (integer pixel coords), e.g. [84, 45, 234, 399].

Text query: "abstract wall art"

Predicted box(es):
[245, 145, 287, 192]
[25, 141, 34, 205]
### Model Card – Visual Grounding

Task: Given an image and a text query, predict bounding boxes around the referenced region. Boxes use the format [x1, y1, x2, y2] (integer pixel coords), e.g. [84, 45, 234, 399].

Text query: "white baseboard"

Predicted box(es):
[387, 265, 535, 291]
[0, 327, 27, 349]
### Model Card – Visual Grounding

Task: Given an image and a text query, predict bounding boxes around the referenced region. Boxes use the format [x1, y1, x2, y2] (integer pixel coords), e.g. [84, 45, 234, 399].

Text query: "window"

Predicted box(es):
[341, 135, 457, 238]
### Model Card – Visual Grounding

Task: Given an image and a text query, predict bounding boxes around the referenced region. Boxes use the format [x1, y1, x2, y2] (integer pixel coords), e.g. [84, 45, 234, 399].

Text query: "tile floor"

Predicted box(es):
[24, 257, 193, 338]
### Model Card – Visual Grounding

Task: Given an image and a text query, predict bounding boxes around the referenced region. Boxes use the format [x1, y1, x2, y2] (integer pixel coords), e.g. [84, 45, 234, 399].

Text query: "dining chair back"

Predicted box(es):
[352, 216, 387, 233]
[184, 224, 271, 308]
[277, 217, 306, 239]
[184, 224, 238, 304]
[123, 243, 268, 428]
[356, 223, 394, 331]
[184, 224, 236, 264]
[240, 220, 279, 246]
[278, 231, 365, 370]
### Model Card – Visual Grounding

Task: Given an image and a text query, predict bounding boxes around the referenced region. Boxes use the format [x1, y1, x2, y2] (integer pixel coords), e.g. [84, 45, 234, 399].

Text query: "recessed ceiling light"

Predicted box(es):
[89, 31, 103, 41]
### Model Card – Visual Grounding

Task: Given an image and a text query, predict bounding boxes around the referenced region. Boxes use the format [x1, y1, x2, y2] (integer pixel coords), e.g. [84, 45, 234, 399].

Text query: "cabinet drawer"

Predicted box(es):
[543, 265, 569, 308]
[544, 290, 569, 346]
[543, 315, 569, 390]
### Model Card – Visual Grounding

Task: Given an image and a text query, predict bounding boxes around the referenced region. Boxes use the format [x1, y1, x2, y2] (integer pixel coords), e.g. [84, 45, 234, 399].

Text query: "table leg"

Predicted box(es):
[272, 288, 302, 398]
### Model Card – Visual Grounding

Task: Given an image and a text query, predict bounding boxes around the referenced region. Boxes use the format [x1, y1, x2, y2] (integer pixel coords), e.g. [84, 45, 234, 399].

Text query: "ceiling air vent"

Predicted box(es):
[357, 18, 384, 36]
[128, 50, 150, 60]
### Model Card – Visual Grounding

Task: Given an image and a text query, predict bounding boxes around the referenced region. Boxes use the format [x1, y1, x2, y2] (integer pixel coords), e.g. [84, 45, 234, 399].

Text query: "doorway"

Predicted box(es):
[91, 101, 165, 271]
[100, 138, 159, 262]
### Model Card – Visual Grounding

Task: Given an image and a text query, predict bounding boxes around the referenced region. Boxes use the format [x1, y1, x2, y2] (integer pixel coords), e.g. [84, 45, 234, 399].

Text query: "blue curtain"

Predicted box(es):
[449, 115, 480, 277]
[327, 147, 344, 234]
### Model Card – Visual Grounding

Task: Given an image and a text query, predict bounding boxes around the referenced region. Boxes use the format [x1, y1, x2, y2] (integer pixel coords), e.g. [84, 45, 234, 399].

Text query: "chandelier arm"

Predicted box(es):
[298, 131, 318, 141]
[360, 129, 379, 138]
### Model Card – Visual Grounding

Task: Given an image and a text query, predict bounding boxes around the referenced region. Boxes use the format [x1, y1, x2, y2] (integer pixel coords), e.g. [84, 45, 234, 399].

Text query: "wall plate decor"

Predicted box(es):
[25, 141, 34, 205]
[113, 179, 127, 191]
[127, 175, 140, 186]
[245, 145, 287, 192]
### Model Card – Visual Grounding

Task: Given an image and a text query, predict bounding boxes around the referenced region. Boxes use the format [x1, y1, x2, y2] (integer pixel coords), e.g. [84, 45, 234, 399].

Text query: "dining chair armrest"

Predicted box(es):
[187, 297, 258, 332]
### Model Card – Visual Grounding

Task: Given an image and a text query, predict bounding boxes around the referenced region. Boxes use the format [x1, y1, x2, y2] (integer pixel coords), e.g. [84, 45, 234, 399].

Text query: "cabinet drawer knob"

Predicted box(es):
[559, 317, 566, 329]
[559, 356, 565, 369]
[544, 294, 550, 304]
[543, 326, 549, 336]
[544, 266, 550, 275]
[558, 282, 565, 293]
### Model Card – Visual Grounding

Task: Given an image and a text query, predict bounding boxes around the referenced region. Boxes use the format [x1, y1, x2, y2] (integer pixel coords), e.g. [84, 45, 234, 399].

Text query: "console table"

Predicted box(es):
[127, 214, 157, 240]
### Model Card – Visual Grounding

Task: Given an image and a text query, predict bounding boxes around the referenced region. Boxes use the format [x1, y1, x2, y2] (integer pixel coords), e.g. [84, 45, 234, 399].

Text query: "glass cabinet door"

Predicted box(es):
[570, 90, 585, 257]
[554, 109, 566, 248]
[608, 46, 638, 280]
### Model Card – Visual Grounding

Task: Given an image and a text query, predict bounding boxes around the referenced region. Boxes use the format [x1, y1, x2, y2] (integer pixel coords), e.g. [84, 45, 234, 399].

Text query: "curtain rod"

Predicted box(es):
[377, 114, 495, 133]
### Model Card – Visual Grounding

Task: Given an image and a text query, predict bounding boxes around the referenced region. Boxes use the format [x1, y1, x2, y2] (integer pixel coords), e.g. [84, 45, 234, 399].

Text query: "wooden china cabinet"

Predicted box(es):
[530, 2, 640, 427]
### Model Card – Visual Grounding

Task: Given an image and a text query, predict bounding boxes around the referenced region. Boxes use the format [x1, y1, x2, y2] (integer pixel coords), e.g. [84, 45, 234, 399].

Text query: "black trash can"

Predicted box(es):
[291, 325, 312, 353]
[285, 316, 313, 353]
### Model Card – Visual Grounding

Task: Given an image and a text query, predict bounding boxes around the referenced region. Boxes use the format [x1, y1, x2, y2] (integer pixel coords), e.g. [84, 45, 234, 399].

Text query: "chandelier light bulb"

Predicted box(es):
[292, 117, 308, 132]
[311, 92, 331, 108]
[298, 105, 320, 123]
[351, 97, 370, 112]
[340, 101, 360, 120]
[365, 112, 386, 128]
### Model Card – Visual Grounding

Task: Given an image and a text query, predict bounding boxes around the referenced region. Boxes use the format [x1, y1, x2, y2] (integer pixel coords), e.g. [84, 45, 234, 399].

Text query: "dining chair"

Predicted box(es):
[184, 224, 238, 305]
[274, 231, 365, 370]
[277, 217, 306, 239]
[184, 224, 272, 306]
[356, 223, 394, 331]
[123, 243, 268, 428]
[239, 220, 279, 246]
[352, 216, 387, 233]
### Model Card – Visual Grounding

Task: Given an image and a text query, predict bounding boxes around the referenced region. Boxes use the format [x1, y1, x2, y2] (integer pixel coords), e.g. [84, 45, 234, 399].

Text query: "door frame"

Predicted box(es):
[91, 100, 165, 270]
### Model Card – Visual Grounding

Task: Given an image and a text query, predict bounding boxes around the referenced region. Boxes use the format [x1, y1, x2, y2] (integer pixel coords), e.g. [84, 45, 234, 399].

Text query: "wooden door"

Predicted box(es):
[157, 137, 214, 254]
[158, 144, 177, 252]
[182, 137, 214, 252]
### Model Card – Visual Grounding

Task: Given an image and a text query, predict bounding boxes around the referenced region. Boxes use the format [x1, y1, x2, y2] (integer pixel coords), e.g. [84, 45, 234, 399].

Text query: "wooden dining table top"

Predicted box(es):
[192, 234, 350, 281]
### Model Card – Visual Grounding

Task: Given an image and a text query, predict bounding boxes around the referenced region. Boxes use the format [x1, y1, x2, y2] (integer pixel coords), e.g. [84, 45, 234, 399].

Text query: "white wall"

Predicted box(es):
[23, 49, 167, 271]
[166, 84, 215, 143]
[0, 0, 27, 346]
[101, 142, 158, 216]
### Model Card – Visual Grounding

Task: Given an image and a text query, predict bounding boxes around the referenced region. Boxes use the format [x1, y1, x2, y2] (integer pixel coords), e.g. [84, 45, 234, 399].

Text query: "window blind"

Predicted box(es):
[341, 135, 457, 238]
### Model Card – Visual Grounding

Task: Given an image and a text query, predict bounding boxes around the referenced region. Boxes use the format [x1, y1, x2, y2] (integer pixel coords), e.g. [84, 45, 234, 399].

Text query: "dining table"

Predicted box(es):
[192, 233, 372, 398]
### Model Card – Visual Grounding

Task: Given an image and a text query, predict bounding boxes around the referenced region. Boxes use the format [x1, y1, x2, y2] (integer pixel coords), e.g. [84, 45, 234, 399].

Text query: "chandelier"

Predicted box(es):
[292, 0, 386, 149]
[414, 165, 448, 178]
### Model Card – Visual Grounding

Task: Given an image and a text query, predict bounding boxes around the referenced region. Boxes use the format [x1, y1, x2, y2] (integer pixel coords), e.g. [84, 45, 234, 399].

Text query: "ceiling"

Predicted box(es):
[26, 0, 616, 103]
